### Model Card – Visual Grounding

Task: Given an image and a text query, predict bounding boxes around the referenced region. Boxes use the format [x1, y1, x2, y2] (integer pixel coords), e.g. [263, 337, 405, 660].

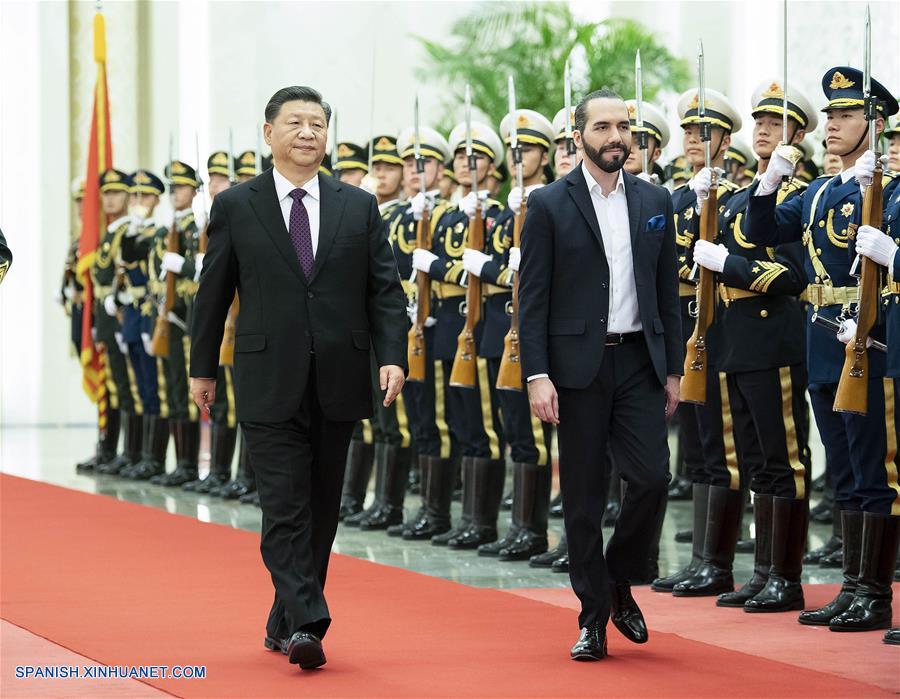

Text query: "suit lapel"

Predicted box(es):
[309, 175, 346, 285]
[565, 167, 605, 251]
[248, 169, 306, 284]
[623, 172, 643, 248]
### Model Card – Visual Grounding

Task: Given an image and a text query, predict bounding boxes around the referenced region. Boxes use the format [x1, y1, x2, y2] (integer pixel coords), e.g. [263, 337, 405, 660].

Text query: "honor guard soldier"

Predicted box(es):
[746, 66, 900, 632]
[91, 169, 144, 475]
[147, 160, 203, 486]
[885, 116, 900, 172]
[64, 180, 86, 359]
[652, 88, 749, 597]
[333, 142, 368, 188]
[234, 150, 258, 183]
[369, 135, 405, 210]
[692, 79, 817, 612]
[382, 126, 454, 538]
[407, 118, 507, 545]
[623, 100, 670, 180]
[467, 108, 555, 561]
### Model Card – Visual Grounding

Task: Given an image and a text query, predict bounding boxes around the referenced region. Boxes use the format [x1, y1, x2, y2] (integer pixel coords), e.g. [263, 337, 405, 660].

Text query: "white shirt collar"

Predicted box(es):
[273, 166, 319, 202]
[108, 215, 130, 232]
[839, 167, 855, 185]
[581, 162, 625, 197]
[174, 208, 193, 221]
[379, 197, 401, 213]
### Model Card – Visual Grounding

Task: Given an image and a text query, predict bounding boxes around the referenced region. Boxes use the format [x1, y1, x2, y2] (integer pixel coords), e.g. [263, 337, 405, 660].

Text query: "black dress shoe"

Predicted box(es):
[551, 553, 569, 573]
[803, 535, 842, 564]
[549, 492, 564, 518]
[667, 475, 692, 500]
[570, 624, 607, 661]
[609, 583, 648, 643]
[735, 537, 755, 554]
[674, 528, 693, 543]
[264, 635, 288, 654]
[240, 491, 261, 507]
[530, 539, 567, 568]
[884, 628, 900, 645]
[286, 631, 326, 670]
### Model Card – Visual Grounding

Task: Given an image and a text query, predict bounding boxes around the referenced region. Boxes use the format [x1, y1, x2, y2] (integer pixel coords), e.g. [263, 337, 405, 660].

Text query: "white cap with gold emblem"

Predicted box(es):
[750, 79, 818, 133]
[447, 121, 504, 167]
[677, 88, 742, 133]
[551, 107, 577, 143]
[624, 100, 670, 149]
[499, 109, 555, 150]
[396, 126, 451, 163]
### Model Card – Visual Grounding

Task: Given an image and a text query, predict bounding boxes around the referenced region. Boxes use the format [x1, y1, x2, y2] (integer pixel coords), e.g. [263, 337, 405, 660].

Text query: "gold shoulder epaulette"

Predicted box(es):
[717, 179, 739, 194]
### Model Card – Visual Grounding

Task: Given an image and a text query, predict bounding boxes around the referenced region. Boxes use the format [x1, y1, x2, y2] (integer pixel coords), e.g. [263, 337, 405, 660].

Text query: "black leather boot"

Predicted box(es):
[404, 456, 454, 540]
[480, 462, 529, 557]
[718, 494, 773, 607]
[115, 412, 144, 477]
[96, 410, 131, 475]
[672, 485, 743, 597]
[448, 458, 505, 549]
[360, 445, 410, 530]
[390, 453, 429, 537]
[652, 483, 709, 592]
[799, 510, 863, 625]
[185, 425, 235, 493]
[338, 440, 374, 521]
[431, 456, 474, 545]
[127, 415, 170, 481]
[829, 512, 899, 632]
[549, 491, 564, 518]
[154, 420, 199, 485]
[531, 535, 567, 568]
[78, 408, 120, 472]
[884, 629, 900, 645]
[498, 463, 552, 561]
[745, 496, 808, 612]
[345, 443, 385, 526]
[215, 431, 256, 499]
[804, 503, 842, 564]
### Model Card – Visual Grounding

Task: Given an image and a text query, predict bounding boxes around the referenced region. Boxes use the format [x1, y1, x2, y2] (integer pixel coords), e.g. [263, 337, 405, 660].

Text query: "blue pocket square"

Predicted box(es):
[645, 214, 666, 232]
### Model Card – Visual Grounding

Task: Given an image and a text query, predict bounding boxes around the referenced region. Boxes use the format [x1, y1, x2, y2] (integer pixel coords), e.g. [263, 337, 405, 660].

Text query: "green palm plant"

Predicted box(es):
[416, 3, 689, 132]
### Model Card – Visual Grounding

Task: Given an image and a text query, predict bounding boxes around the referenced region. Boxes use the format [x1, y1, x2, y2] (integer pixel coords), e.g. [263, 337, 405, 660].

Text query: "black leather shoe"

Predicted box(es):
[154, 465, 198, 486]
[570, 624, 607, 661]
[240, 491, 261, 506]
[667, 475, 692, 500]
[499, 530, 548, 562]
[551, 553, 569, 573]
[264, 635, 288, 654]
[803, 535, 842, 564]
[810, 472, 826, 493]
[735, 537, 755, 554]
[531, 538, 567, 568]
[884, 629, 900, 645]
[549, 492, 564, 518]
[479, 526, 521, 557]
[610, 583, 648, 643]
[286, 631, 326, 670]
[810, 498, 834, 524]
[819, 547, 844, 568]
[183, 472, 229, 494]
[674, 529, 693, 543]
[218, 477, 255, 500]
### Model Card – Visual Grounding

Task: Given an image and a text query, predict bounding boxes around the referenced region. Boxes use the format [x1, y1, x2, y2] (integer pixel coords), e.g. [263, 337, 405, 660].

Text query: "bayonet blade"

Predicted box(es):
[464, 84, 473, 158]
[413, 94, 421, 160]
[564, 59, 572, 140]
[508, 75, 518, 151]
[782, 0, 789, 145]
[697, 39, 706, 121]
[635, 50, 644, 128]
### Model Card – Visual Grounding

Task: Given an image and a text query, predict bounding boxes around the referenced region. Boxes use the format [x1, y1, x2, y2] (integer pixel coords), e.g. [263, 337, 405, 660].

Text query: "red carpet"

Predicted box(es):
[1, 474, 896, 698]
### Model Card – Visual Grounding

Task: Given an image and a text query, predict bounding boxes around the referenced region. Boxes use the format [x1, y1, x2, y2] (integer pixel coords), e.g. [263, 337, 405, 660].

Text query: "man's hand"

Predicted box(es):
[528, 377, 559, 425]
[380, 365, 405, 407]
[665, 375, 680, 419]
[190, 377, 216, 415]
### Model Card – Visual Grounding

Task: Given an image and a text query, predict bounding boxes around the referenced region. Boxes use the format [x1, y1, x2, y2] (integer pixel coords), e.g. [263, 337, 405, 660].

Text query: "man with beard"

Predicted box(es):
[519, 89, 682, 659]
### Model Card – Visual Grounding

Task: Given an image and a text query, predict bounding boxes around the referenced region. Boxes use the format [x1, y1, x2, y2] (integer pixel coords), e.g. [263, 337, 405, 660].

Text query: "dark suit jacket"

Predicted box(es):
[190, 168, 408, 423]
[518, 166, 683, 389]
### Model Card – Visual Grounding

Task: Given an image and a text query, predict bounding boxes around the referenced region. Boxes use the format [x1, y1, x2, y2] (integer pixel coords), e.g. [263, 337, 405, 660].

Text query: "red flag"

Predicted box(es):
[75, 11, 113, 404]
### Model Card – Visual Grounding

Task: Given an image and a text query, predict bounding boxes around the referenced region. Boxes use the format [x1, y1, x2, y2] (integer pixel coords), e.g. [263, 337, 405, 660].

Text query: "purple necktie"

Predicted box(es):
[288, 188, 314, 278]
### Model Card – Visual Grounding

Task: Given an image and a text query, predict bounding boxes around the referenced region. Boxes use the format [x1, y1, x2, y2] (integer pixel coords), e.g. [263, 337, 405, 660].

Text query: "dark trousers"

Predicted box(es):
[165, 323, 196, 422]
[487, 358, 552, 465]
[557, 337, 670, 629]
[103, 334, 135, 413]
[127, 341, 159, 416]
[442, 358, 505, 459]
[242, 359, 356, 640]
[725, 365, 810, 498]
[808, 379, 898, 514]
[210, 364, 237, 428]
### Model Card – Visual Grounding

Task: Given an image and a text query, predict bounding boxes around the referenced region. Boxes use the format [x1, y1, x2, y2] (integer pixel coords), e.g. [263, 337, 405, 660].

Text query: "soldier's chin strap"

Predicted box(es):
[758, 123, 799, 161]
[711, 131, 727, 162]
[840, 121, 870, 159]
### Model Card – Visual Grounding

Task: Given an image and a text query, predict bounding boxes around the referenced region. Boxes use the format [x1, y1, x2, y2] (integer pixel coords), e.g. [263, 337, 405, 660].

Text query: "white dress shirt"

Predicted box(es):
[581, 162, 642, 334]
[273, 166, 321, 256]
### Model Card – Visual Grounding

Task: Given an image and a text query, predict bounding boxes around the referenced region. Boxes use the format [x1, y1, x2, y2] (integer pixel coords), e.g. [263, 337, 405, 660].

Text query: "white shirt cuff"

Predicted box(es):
[526, 374, 549, 382]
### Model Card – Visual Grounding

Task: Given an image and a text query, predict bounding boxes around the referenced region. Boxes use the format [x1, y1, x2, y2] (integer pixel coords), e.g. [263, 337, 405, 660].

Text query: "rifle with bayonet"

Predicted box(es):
[497, 75, 525, 391]
[834, 5, 882, 415]
[407, 95, 431, 382]
[450, 84, 484, 389]
[150, 135, 178, 358]
[635, 50, 650, 175]
[681, 41, 717, 404]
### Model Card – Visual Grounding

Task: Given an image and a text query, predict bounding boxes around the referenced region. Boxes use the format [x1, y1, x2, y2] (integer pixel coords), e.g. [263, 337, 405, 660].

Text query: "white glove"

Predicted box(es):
[854, 150, 876, 189]
[462, 249, 491, 278]
[460, 191, 478, 220]
[63, 287, 76, 301]
[856, 224, 898, 269]
[508, 246, 521, 273]
[141, 332, 153, 356]
[126, 217, 143, 238]
[162, 251, 185, 275]
[693, 240, 729, 273]
[758, 149, 795, 195]
[117, 290, 134, 306]
[412, 248, 438, 273]
[837, 318, 874, 348]
[410, 192, 428, 222]
[507, 186, 524, 215]
[688, 167, 712, 201]
[114, 331, 128, 355]
[406, 301, 438, 327]
[194, 253, 205, 281]
[636, 172, 653, 183]
[192, 196, 208, 231]
[103, 294, 118, 317]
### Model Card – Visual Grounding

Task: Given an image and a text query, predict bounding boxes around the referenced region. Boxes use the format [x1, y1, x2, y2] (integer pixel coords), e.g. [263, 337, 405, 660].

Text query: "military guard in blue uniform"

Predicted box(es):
[746, 66, 899, 632]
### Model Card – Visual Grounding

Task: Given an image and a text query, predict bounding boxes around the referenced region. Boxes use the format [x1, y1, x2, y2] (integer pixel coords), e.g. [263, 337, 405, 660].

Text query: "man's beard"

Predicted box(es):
[583, 139, 629, 173]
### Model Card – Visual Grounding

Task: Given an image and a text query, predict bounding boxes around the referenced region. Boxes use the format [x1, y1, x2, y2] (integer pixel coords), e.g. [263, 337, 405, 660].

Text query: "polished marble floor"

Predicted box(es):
[0, 424, 842, 589]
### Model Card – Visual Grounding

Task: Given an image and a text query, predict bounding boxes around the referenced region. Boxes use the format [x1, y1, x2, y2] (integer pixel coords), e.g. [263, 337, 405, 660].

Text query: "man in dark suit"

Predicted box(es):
[518, 88, 683, 660]
[189, 86, 407, 671]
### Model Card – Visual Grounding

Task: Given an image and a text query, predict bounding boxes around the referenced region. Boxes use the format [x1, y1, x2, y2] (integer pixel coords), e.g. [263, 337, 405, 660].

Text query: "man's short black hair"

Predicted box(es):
[574, 88, 625, 133]
[265, 86, 332, 124]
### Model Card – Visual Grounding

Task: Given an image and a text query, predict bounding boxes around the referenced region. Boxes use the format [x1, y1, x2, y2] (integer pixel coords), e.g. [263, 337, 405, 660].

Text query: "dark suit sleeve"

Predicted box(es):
[365, 196, 409, 372]
[657, 191, 684, 376]
[189, 195, 236, 378]
[745, 181, 805, 247]
[518, 191, 553, 379]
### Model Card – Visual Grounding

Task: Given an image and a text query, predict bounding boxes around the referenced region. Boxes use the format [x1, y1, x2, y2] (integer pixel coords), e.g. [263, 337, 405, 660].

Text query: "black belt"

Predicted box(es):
[605, 332, 642, 346]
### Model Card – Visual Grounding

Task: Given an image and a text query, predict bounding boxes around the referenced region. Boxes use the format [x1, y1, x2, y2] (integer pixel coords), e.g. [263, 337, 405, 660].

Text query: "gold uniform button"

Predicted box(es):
[816, 248, 822, 255]
[760, 310, 769, 318]
[819, 221, 825, 228]
[815, 276, 821, 283]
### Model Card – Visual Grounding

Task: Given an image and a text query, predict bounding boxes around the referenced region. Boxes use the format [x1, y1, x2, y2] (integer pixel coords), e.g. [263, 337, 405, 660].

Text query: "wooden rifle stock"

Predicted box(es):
[150, 221, 179, 358]
[449, 206, 484, 388]
[496, 199, 526, 391]
[680, 185, 718, 404]
[407, 205, 432, 382]
[834, 166, 883, 414]
[219, 295, 239, 367]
